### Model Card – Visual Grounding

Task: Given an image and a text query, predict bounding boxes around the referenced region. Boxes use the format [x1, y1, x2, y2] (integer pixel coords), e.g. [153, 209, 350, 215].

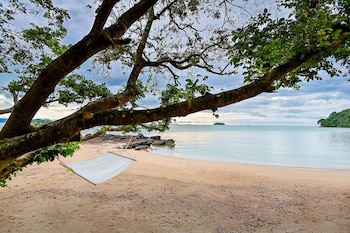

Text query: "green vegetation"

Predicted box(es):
[0, 119, 80, 187]
[318, 109, 350, 127]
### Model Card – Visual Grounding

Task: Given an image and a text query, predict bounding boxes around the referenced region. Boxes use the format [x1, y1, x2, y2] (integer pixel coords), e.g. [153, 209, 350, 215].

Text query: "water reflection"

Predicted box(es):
[148, 125, 350, 169]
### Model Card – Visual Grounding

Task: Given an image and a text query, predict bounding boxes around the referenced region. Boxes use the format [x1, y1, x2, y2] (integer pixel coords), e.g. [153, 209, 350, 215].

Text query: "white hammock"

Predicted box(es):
[60, 152, 135, 185]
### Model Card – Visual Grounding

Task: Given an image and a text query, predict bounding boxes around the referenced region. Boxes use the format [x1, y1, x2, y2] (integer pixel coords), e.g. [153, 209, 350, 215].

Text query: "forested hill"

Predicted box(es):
[318, 109, 350, 127]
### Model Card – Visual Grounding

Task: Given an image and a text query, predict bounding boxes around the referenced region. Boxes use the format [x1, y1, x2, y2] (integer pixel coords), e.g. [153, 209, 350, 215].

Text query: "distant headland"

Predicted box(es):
[318, 108, 350, 127]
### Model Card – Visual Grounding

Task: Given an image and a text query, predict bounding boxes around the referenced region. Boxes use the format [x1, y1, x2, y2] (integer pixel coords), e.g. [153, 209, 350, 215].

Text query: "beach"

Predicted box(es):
[1, 139, 350, 233]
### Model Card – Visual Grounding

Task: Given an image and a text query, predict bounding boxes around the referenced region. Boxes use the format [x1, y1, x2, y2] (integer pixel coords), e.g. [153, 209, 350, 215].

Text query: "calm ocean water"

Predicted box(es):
[144, 124, 350, 169]
[2, 122, 349, 169]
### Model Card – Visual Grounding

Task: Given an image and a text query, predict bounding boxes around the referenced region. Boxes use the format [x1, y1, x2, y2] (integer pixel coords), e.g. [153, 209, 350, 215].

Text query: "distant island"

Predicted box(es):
[213, 122, 225, 125]
[318, 109, 350, 127]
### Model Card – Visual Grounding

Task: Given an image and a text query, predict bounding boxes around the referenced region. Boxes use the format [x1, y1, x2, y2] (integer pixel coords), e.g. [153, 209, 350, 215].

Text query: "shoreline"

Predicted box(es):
[1, 141, 350, 232]
[135, 147, 350, 187]
[151, 148, 350, 172]
[150, 148, 350, 171]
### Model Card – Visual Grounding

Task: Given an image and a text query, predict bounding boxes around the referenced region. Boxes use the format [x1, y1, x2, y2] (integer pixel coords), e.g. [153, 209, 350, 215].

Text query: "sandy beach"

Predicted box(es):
[1, 139, 350, 233]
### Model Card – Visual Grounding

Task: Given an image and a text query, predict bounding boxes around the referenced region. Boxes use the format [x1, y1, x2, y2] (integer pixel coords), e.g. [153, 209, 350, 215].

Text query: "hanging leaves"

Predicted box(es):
[230, 0, 350, 88]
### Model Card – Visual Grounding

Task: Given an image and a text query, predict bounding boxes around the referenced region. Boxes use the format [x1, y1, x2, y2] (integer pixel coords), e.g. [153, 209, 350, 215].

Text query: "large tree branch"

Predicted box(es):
[0, 0, 159, 138]
[82, 10, 157, 113]
[89, 0, 121, 37]
[0, 107, 13, 115]
[0, 152, 35, 181]
[126, 7, 155, 90]
[0, 47, 318, 173]
[87, 52, 317, 126]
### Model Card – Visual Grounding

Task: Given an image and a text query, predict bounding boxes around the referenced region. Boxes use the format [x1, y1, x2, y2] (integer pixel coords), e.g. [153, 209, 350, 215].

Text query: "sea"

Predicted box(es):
[142, 124, 350, 170]
[2, 121, 349, 169]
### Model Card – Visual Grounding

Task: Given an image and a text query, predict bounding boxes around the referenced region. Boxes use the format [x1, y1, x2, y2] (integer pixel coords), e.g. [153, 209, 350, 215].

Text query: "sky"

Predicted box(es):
[0, 0, 349, 126]
[171, 75, 350, 126]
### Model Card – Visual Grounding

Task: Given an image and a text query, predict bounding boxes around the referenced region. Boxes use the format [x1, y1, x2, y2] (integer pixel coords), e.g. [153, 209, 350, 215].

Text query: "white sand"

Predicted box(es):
[1, 141, 350, 233]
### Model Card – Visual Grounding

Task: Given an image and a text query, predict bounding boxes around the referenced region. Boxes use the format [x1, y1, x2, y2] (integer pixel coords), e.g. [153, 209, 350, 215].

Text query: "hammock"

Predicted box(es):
[60, 152, 135, 185]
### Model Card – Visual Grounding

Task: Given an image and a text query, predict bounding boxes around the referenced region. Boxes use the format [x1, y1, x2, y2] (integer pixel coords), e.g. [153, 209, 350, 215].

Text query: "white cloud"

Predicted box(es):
[175, 81, 350, 126]
[0, 93, 10, 101]
[0, 93, 13, 111]
[34, 104, 78, 120]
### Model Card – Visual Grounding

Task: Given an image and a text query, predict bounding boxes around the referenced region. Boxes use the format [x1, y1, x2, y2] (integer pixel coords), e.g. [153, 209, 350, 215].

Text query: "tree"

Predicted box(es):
[318, 109, 350, 127]
[0, 0, 349, 183]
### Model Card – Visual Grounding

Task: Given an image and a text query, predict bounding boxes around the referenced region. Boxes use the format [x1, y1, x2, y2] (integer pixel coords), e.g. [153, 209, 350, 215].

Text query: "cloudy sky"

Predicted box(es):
[0, 1, 349, 126]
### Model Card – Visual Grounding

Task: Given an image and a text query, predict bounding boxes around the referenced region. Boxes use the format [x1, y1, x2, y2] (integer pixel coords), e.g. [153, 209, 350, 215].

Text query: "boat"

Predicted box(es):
[213, 122, 225, 125]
